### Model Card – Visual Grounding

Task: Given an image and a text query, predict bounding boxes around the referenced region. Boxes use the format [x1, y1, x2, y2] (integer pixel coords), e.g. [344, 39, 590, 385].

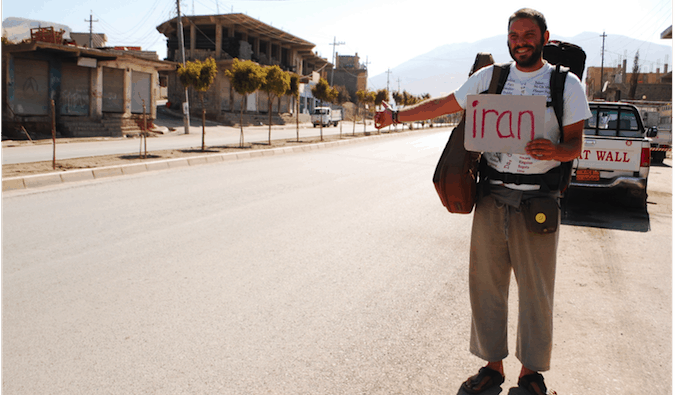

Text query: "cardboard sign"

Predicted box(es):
[464, 94, 546, 154]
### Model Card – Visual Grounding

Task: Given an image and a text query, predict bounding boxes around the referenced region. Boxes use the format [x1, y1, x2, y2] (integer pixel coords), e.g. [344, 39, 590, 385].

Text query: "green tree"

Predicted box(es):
[629, 51, 641, 100]
[374, 89, 389, 110]
[334, 85, 350, 138]
[287, 73, 301, 142]
[260, 65, 291, 145]
[356, 89, 376, 134]
[392, 91, 403, 107]
[311, 78, 338, 141]
[177, 57, 218, 151]
[392, 91, 404, 131]
[355, 90, 365, 136]
[403, 90, 417, 106]
[224, 59, 266, 147]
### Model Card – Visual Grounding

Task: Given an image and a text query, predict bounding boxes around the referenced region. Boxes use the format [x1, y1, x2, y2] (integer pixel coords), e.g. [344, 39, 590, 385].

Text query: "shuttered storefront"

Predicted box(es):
[102, 67, 125, 113]
[11, 58, 50, 115]
[131, 70, 151, 114]
[60, 62, 90, 115]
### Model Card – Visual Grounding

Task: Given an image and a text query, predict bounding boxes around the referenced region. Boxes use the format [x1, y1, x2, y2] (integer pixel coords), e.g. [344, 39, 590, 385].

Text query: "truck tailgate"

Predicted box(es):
[578, 136, 643, 172]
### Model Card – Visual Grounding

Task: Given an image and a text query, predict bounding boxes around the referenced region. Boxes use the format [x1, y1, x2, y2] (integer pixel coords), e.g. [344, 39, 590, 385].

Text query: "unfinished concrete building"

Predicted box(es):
[331, 53, 368, 102]
[156, 13, 332, 124]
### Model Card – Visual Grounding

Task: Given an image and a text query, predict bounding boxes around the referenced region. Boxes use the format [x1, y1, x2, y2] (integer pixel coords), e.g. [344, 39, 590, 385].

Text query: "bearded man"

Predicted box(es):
[375, 8, 592, 395]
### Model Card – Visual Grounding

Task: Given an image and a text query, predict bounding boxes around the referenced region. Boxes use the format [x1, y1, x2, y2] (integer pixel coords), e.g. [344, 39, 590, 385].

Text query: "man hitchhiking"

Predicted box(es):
[375, 8, 591, 395]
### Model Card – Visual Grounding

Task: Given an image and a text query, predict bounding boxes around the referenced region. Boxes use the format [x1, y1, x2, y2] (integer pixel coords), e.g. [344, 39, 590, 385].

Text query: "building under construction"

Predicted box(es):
[156, 13, 334, 124]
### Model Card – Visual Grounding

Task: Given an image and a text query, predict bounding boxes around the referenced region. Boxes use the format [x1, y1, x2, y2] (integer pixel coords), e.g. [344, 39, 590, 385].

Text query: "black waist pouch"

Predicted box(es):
[523, 196, 559, 234]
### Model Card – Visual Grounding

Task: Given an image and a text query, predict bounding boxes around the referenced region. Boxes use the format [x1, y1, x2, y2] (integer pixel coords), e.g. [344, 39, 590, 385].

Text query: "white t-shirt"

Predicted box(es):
[454, 62, 592, 190]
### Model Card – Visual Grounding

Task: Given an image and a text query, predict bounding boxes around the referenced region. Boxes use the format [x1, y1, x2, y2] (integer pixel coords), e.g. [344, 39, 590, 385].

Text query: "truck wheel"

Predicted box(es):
[313, 124, 317, 128]
[651, 151, 666, 164]
[625, 188, 648, 211]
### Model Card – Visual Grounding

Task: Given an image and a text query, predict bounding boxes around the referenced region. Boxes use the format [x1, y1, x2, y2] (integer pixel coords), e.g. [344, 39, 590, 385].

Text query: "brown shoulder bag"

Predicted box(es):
[432, 53, 500, 214]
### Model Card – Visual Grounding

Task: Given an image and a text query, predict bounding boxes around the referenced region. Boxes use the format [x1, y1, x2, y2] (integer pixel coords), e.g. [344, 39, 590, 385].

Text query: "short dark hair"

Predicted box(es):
[508, 8, 547, 37]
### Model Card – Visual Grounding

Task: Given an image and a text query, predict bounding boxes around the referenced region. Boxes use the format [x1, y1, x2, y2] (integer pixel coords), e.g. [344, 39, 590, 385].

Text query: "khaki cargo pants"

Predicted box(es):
[468, 193, 559, 372]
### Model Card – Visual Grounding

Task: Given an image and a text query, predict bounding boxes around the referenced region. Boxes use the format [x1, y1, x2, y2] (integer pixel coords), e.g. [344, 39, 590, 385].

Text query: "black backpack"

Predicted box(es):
[545, 40, 586, 192]
[543, 40, 586, 80]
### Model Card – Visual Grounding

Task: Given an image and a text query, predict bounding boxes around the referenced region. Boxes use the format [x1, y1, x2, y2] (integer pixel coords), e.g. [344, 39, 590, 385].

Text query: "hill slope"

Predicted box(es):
[369, 32, 672, 97]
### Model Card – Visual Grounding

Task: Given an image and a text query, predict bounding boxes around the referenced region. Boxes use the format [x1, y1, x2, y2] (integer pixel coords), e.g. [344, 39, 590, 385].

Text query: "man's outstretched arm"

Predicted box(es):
[374, 93, 463, 129]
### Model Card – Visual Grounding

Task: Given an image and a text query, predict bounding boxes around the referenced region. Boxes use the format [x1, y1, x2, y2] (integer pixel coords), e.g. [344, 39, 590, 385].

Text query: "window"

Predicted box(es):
[584, 107, 642, 137]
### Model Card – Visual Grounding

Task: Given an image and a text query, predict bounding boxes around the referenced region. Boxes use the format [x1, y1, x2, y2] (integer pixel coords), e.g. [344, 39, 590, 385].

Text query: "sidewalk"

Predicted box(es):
[3, 126, 442, 192]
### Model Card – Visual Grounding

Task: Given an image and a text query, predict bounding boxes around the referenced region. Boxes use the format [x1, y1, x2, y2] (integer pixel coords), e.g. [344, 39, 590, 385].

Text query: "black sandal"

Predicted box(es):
[517, 372, 555, 395]
[461, 366, 505, 394]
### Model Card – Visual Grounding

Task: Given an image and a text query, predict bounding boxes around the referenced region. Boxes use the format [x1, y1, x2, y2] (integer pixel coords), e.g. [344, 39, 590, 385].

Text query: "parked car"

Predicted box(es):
[568, 102, 651, 210]
[311, 107, 342, 127]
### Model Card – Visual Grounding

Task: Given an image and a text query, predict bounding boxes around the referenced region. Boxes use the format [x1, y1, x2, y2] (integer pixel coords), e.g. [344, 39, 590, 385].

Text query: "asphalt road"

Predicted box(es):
[2, 131, 671, 394]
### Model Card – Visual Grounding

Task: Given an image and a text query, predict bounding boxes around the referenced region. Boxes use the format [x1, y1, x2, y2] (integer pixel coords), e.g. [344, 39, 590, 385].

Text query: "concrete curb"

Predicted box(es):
[3, 129, 430, 192]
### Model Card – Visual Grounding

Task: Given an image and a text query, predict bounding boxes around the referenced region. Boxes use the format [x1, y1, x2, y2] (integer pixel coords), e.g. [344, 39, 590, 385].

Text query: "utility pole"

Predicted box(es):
[385, 68, 393, 95]
[600, 31, 607, 95]
[176, 0, 191, 133]
[363, 56, 371, 90]
[329, 36, 345, 86]
[84, 11, 98, 48]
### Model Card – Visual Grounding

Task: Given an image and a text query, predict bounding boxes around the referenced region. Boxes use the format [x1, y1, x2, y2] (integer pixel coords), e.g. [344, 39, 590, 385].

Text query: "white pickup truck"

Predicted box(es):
[569, 102, 651, 209]
[311, 107, 342, 127]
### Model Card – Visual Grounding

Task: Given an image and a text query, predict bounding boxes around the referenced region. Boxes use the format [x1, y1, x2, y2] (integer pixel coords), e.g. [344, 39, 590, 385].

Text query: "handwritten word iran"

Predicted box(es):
[464, 94, 546, 154]
[471, 100, 535, 140]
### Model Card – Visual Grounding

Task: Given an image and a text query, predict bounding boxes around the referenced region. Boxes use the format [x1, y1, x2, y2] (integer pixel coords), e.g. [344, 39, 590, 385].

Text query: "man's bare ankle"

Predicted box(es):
[486, 361, 504, 376]
[519, 365, 537, 379]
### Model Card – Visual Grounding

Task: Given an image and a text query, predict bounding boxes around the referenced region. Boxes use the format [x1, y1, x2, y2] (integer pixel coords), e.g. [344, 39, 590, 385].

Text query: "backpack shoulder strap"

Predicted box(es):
[483, 63, 511, 94]
[548, 64, 576, 192]
[549, 64, 568, 142]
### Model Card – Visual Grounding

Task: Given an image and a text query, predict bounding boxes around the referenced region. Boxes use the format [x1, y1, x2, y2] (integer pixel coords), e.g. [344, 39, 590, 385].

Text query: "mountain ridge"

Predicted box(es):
[2, 17, 72, 42]
[369, 32, 672, 97]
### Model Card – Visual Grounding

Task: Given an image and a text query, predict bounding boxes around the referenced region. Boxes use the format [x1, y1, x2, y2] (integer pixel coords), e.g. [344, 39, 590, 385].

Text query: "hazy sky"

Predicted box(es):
[3, 0, 672, 77]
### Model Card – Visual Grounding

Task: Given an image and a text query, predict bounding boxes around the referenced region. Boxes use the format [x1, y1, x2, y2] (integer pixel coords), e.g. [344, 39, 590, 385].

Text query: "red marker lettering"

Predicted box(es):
[472, 100, 479, 138]
[518, 111, 535, 140]
[482, 109, 498, 139]
[497, 111, 514, 138]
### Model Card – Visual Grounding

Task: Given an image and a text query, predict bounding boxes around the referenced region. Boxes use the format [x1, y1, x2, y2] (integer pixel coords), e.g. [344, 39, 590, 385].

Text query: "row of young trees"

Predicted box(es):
[225, 58, 359, 144]
[177, 57, 437, 151]
[354, 88, 432, 133]
[222, 59, 298, 147]
[178, 57, 301, 150]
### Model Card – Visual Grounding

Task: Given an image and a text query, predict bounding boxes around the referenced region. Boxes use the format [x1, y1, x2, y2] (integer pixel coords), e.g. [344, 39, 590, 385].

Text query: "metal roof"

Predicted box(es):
[156, 13, 315, 48]
[3, 41, 177, 70]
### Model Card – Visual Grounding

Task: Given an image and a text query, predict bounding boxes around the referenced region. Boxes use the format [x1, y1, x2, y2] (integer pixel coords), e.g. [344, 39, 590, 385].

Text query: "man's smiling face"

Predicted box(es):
[508, 17, 549, 72]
